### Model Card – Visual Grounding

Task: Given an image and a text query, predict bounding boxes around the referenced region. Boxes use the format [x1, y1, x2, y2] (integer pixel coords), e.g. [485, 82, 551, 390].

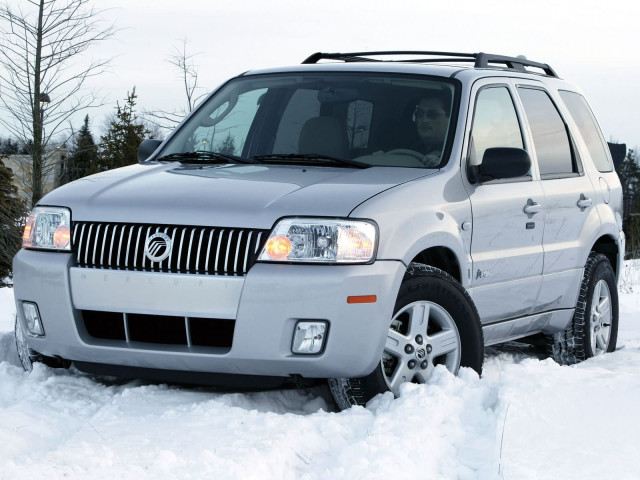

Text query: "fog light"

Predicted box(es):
[292, 321, 327, 354]
[22, 302, 45, 336]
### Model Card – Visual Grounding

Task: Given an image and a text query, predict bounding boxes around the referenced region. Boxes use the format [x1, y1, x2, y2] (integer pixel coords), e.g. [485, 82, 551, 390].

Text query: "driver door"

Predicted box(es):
[465, 81, 544, 324]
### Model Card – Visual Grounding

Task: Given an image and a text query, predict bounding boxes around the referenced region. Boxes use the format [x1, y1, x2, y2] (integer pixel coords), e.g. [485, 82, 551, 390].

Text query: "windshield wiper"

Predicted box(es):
[251, 153, 369, 169]
[156, 151, 254, 164]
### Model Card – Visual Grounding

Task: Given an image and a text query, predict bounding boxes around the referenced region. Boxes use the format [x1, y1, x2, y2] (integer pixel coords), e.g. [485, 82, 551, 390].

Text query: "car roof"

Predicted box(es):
[244, 50, 557, 78]
[241, 52, 579, 92]
[243, 61, 467, 79]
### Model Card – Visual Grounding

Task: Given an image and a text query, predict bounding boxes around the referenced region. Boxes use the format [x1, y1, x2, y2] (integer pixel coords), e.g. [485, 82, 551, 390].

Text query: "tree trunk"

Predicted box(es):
[31, 0, 45, 208]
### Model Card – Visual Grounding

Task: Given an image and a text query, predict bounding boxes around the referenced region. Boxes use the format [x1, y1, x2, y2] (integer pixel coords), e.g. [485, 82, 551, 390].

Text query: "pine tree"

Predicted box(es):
[617, 149, 640, 218]
[59, 115, 99, 185]
[217, 132, 237, 155]
[100, 88, 149, 170]
[0, 138, 18, 155]
[617, 148, 640, 257]
[0, 159, 26, 286]
[19, 139, 33, 155]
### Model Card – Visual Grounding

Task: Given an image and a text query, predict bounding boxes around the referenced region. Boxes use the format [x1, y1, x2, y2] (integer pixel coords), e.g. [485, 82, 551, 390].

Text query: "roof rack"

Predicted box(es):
[301, 51, 558, 78]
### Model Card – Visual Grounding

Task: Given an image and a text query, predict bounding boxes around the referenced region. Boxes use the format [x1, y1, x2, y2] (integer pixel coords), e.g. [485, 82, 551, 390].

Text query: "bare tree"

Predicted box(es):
[144, 38, 206, 131]
[170, 38, 201, 114]
[0, 0, 116, 207]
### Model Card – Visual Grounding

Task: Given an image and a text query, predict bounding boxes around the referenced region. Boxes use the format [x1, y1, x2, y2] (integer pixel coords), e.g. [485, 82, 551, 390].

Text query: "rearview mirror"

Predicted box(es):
[137, 139, 163, 163]
[470, 147, 531, 183]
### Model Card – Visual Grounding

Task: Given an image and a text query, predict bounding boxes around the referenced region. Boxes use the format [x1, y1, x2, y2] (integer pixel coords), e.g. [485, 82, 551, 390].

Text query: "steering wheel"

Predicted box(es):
[386, 149, 425, 162]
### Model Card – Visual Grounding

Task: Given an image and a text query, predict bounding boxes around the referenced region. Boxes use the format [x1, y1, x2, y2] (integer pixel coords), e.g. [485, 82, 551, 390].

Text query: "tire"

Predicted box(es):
[547, 252, 619, 365]
[328, 264, 484, 410]
[14, 316, 70, 371]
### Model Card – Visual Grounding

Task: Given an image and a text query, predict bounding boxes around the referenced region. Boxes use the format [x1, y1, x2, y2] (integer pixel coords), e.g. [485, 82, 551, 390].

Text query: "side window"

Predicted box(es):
[518, 87, 578, 178]
[559, 90, 613, 172]
[469, 86, 524, 167]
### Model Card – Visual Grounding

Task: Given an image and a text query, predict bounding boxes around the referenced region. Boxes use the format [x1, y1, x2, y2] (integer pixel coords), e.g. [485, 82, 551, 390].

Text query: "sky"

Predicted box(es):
[2, 0, 640, 149]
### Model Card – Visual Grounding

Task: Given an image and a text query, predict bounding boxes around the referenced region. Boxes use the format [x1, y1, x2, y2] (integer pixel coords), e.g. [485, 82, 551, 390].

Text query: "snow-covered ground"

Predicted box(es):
[1, 262, 639, 479]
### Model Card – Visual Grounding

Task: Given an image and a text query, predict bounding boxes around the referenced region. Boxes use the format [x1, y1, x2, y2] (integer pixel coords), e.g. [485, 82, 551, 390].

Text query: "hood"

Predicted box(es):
[41, 162, 435, 228]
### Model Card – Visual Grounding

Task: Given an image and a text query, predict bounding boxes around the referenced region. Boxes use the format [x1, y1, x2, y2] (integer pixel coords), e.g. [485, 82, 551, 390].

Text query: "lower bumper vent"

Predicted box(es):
[81, 310, 234, 350]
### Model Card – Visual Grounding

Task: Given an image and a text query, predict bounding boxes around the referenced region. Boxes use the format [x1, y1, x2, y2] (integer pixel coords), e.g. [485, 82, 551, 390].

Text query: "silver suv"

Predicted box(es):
[13, 51, 625, 409]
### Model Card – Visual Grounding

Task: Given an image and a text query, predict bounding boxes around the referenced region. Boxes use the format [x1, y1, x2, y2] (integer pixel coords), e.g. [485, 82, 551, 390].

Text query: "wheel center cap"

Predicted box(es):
[416, 348, 426, 359]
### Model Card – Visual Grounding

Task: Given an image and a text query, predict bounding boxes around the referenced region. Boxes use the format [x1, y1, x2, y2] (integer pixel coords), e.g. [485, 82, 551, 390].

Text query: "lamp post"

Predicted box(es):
[39, 92, 50, 138]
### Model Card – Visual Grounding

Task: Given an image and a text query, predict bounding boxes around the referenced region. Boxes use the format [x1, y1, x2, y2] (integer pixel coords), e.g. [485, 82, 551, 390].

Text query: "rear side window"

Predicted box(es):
[559, 90, 613, 172]
[518, 87, 578, 178]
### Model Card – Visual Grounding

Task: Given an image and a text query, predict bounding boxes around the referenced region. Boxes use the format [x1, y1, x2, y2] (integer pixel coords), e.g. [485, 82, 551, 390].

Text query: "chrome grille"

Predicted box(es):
[72, 222, 267, 276]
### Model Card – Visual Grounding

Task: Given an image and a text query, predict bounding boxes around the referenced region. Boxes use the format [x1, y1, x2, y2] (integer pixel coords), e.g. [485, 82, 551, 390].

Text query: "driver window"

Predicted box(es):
[469, 86, 524, 167]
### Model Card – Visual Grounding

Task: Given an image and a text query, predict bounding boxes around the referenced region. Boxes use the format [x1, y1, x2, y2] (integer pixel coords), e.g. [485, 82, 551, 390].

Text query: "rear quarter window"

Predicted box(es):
[559, 90, 613, 173]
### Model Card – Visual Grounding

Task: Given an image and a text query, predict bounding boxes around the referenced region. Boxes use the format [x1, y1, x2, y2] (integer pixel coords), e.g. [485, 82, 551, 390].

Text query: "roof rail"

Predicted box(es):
[301, 51, 558, 78]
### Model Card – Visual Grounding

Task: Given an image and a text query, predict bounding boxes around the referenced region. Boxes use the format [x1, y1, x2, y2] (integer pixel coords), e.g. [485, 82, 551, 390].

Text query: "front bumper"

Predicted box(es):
[13, 249, 405, 379]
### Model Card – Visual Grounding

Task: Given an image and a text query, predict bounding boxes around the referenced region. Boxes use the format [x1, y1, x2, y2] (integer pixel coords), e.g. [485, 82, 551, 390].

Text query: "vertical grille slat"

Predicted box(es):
[215, 230, 224, 274]
[234, 231, 243, 274]
[176, 229, 186, 272]
[116, 226, 127, 269]
[133, 226, 143, 270]
[99, 225, 109, 266]
[225, 230, 234, 274]
[186, 228, 196, 272]
[91, 225, 101, 266]
[195, 229, 205, 272]
[243, 231, 252, 274]
[124, 225, 134, 267]
[205, 229, 215, 272]
[75, 223, 86, 264]
[254, 232, 263, 253]
[141, 226, 151, 270]
[84, 224, 94, 266]
[107, 225, 117, 267]
[73, 222, 266, 276]
[167, 227, 177, 271]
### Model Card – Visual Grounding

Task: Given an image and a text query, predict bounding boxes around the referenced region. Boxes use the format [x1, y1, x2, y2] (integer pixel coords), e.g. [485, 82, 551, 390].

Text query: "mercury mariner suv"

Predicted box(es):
[13, 51, 624, 409]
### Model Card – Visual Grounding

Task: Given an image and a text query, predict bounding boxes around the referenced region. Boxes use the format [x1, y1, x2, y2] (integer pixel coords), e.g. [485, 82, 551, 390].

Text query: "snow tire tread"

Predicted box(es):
[546, 252, 618, 365]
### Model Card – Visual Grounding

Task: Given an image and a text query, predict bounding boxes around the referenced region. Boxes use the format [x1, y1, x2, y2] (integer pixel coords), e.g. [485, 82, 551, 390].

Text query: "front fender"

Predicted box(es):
[351, 171, 472, 287]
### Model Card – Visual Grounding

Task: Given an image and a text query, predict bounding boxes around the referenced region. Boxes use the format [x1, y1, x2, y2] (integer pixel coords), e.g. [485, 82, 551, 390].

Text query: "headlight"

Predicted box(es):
[22, 206, 72, 251]
[258, 218, 377, 264]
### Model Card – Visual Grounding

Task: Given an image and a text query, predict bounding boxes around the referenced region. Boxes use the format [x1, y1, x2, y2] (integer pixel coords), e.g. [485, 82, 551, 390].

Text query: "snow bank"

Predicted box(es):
[1, 263, 639, 479]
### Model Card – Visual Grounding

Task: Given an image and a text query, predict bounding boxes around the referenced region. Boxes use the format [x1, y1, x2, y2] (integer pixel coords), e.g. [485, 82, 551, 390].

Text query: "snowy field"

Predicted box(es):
[1, 262, 639, 479]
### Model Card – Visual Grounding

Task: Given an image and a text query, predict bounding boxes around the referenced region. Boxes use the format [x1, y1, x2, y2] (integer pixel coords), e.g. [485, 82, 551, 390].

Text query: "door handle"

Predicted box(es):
[577, 194, 592, 210]
[523, 199, 542, 215]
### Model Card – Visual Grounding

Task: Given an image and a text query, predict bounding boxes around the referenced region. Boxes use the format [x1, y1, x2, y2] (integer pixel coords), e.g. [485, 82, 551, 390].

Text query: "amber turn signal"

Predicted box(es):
[347, 295, 377, 304]
[53, 225, 71, 249]
[264, 235, 292, 260]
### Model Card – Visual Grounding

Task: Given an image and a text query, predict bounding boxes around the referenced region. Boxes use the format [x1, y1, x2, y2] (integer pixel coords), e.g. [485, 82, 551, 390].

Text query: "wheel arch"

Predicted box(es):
[410, 246, 462, 283]
[591, 234, 620, 276]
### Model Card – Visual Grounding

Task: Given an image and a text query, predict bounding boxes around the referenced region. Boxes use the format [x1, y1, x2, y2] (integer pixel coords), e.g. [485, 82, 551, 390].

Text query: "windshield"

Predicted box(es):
[158, 72, 458, 169]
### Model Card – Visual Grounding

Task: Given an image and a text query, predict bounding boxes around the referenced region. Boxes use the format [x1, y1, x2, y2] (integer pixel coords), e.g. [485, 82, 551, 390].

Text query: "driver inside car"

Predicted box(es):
[411, 93, 451, 167]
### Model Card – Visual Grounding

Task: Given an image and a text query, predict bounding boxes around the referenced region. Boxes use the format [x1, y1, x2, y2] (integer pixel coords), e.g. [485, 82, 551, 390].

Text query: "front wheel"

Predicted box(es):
[329, 264, 484, 410]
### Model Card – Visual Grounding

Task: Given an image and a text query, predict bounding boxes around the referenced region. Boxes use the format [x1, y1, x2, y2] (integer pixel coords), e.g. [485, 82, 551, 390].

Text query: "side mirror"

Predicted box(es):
[137, 139, 163, 163]
[471, 147, 531, 183]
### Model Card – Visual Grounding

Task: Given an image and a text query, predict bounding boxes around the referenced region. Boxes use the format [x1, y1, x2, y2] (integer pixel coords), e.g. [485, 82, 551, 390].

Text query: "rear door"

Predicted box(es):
[515, 83, 599, 312]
